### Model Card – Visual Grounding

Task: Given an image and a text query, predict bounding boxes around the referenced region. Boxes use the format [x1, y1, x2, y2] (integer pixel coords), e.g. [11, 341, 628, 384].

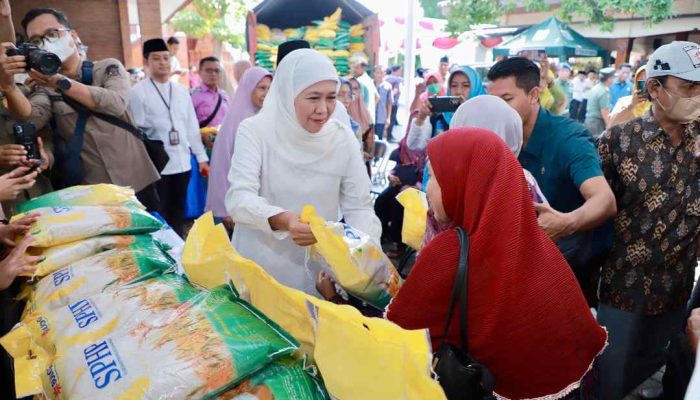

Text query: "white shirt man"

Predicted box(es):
[129, 38, 208, 235]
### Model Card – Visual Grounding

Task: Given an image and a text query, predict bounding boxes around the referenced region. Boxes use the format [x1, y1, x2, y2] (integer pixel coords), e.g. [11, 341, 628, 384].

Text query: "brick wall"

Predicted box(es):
[9, 0, 164, 66]
[138, 0, 162, 40]
[10, 0, 124, 62]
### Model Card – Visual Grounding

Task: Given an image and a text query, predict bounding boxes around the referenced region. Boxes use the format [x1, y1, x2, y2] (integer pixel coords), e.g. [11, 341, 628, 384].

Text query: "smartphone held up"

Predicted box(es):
[12, 122, 41, 161]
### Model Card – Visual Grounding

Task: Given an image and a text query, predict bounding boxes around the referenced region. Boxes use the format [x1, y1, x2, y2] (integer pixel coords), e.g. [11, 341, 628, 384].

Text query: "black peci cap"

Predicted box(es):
[143, 38, 169, 59]
[276, 40, 311, 66]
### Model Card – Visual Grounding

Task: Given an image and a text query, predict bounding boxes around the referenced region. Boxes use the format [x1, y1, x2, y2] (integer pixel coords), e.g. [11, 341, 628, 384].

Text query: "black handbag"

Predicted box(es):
[433, 227, 496, 400]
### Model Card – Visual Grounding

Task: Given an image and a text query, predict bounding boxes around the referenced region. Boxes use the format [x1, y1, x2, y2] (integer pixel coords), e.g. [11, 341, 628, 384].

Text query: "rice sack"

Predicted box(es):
[301, 206, 402, 310]
[26, 238, 175, 310]
[5, 277, 299, 400]
[12, 205, 163, 247]
[25, 235, 160, 278]
[17, 184, 141, 213]
[221, 358, 329, 400]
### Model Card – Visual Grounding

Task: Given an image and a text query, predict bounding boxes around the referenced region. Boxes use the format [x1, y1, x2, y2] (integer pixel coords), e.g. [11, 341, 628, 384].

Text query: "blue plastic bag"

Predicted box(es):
[184, 153, 207, 219]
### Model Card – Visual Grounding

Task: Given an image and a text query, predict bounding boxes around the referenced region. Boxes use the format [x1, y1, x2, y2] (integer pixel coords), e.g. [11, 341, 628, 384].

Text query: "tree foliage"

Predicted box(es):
[420, 0, 443, 18]
[444, 0, 675, 35]
[170, 0, 248, 48]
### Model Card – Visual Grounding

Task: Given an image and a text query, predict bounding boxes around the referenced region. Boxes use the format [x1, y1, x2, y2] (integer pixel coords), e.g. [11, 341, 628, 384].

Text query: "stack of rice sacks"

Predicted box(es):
[254, 7, 369, 74]
[0, 184, 329, 400]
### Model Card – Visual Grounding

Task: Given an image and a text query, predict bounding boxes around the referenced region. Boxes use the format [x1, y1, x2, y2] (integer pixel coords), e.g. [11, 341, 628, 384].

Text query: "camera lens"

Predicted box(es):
[33, 52, 62, 75]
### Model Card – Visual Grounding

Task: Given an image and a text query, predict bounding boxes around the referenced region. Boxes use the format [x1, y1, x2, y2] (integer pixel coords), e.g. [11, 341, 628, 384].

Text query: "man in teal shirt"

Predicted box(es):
[488, 57, 617, 306]
[609, 63, 633, 108]
[585, 67, 615, 138]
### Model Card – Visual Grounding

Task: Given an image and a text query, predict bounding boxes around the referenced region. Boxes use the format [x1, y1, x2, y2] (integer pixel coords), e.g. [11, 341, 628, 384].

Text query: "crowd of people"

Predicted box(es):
[0, 2, 700, 400]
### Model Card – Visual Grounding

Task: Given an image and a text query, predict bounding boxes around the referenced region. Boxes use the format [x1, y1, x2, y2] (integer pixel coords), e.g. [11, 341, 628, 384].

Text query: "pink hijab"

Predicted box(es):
[347, 77, 373, 134]
[205, 67, 272, 218]
[418, 71, 445, 103]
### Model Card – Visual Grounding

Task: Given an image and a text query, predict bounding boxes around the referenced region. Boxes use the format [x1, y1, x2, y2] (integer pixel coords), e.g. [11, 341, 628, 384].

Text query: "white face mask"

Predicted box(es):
[41, 32, 76, 62]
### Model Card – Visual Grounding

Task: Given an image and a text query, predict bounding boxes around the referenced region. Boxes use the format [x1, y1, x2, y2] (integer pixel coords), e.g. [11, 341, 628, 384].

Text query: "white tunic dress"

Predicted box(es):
[226, 118, 381, 296]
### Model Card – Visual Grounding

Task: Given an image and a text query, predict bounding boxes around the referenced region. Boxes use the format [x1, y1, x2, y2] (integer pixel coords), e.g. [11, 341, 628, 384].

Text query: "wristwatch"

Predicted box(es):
[56, 77, 72, 92]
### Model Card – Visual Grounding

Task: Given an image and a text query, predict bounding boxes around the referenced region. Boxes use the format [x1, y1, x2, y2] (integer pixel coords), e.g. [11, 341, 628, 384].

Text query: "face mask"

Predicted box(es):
[427, 83, 441, 95]
[41, 33, 76, 62]
[657, 86, 700, 124]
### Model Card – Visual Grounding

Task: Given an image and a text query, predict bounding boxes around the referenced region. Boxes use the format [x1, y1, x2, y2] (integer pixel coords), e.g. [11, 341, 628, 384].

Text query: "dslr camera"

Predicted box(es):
[5, 44, 61, 76]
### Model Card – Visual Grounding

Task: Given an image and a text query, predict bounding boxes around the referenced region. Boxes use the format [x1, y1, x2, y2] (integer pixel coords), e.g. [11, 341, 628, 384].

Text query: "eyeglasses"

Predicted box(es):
[28, 28, 72, 47]
[203, 68, 221, 74]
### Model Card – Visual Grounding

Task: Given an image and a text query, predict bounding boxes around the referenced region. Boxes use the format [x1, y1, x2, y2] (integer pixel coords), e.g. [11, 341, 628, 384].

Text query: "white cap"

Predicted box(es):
[646, 41, 700, 82]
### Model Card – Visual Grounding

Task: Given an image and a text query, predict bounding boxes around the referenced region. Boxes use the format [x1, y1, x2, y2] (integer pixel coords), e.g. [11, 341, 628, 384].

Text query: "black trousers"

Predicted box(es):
[135, 183, 161, 212]
[388, 103, 399, 141]
[374, 185, 403, 244]
[155, 171, 190, 236]
[570, 99, 587, 122]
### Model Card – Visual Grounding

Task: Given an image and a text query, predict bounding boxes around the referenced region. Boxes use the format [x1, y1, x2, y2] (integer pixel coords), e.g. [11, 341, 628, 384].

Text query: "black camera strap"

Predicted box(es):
[49, 60, 93, 188]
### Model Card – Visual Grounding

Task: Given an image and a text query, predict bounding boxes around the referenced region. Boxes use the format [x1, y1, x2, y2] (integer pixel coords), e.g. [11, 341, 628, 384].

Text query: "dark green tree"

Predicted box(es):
[170, 0, 248, 53]
[444, 0, 675, 35]
[420, 0, 443, 18]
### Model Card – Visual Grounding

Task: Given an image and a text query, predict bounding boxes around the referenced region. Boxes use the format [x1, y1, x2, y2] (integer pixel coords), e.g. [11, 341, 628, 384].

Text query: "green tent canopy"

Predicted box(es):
[493, 17, 608, 61]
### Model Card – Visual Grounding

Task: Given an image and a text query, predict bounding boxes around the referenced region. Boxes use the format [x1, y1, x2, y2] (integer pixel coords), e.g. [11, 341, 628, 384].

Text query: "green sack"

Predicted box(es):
[223, 358, 330, 399]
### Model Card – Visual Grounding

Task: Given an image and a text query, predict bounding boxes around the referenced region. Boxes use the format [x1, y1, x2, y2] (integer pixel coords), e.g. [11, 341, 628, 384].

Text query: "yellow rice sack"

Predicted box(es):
[396, 188, 429, 251]
[25, 238, 175, 311]
[301, 206, 402, 310]
[24, 235, 147, 278]
[12, 205, 163, 248]
[3, 275, 299, 400]
[17, 184, 141, 213]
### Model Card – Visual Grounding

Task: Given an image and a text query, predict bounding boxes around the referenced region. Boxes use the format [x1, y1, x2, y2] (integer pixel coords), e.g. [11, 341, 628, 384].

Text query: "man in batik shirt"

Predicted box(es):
[596, 41, 700, 400]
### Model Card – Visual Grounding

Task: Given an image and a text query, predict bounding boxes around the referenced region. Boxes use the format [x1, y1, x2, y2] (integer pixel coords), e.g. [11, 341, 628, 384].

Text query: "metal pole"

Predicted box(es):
[404, 0, 417, 113]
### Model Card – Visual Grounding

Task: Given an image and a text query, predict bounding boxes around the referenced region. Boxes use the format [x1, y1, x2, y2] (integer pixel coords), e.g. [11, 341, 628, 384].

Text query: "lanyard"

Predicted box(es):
[150, 78, 174, 130]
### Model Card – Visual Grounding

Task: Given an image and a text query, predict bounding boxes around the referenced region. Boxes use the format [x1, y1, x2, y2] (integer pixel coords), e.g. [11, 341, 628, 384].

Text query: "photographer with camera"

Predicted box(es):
[0, 7, 160, 210]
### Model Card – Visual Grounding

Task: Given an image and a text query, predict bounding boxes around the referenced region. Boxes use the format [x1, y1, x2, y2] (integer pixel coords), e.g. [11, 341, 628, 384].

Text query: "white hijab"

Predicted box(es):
[244, 48, 345, 166]
[450, 95, 524, 156]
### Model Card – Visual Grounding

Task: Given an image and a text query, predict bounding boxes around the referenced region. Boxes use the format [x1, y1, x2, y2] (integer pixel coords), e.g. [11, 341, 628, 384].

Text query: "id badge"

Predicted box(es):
[169, 129, 180, 146]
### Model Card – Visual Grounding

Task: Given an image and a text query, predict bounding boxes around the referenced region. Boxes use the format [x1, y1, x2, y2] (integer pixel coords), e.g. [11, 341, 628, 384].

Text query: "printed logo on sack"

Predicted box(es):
[342, 224, 362, 241]
[83, 340, 125, 389]
[52, 268, 72, 286]
[68, 299, 100, 329]
[37, 316, 50, 336]
[46, 365, 62, 396]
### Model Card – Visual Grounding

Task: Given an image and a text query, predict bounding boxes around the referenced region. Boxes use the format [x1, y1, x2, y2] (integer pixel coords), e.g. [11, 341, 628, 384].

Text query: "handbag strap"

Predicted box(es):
[439, 227, 470, 351]
[198, 92, 223, 128]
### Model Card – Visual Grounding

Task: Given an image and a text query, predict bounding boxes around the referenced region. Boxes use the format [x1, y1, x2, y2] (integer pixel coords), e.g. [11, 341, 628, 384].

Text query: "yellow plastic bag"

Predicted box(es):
[181, 214, 445, 400]
[311, 301, 446, 400]
[181, 212, 233, 290]
[182, 213, 318, 357]
[301, 205, 402, 310]
[396, 188, 429, 251]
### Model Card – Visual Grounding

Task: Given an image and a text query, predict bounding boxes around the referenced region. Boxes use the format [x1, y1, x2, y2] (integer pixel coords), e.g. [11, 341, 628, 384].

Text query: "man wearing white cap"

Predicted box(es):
[596, 41, 700, 399]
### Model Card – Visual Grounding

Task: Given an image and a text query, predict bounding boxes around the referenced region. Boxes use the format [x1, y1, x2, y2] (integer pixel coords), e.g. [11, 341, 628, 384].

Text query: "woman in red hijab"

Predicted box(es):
[386, 128, 607, 399]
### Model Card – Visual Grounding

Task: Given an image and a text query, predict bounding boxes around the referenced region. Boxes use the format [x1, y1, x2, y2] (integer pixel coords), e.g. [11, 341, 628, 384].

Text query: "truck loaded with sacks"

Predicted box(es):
[246, 0, 380, 74]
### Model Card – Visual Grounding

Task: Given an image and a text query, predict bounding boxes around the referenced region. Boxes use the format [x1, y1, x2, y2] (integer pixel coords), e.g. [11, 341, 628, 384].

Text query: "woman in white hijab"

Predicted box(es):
[450, 95, 546, 203]
[226, 49, 381, 296]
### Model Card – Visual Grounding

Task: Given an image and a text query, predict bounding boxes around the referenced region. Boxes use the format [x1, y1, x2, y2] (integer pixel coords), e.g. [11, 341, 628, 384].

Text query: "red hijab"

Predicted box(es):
[386, 129, 607, 399]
